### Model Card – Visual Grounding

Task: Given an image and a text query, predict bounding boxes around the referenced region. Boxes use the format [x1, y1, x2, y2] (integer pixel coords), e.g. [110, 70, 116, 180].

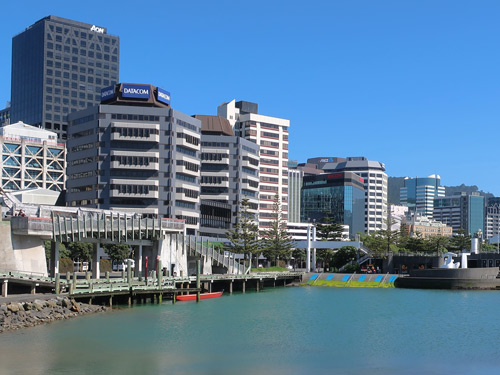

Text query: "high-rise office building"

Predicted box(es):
[66, 83, 201, 235]
[433, 192, 485, 236]
[218, 100, 289, 230]
[11, 16, 120, 140]
[194, 115, 260, 238]
[300, 172, 365, 238]
[308, 156, 388, 233]
[400, 175, 445, 218]
[485, 197, 500, 240]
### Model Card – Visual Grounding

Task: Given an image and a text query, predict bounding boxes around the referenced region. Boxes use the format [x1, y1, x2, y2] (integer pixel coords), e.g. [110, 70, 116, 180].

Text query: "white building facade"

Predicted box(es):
[218, 100, 290, 230]
[0, 122, 66, 192]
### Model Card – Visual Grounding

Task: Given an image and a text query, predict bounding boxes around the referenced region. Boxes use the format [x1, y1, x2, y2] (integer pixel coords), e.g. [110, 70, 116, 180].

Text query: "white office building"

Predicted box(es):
[218, 100, 290, 230]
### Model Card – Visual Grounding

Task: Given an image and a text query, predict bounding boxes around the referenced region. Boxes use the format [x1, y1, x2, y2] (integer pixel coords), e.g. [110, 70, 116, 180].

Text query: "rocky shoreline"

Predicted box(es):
[0, 297, 110, 333]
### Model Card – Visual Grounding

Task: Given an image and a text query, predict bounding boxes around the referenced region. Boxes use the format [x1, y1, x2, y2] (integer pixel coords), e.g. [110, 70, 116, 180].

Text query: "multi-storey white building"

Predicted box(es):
[310, 157, 388, 233]
[0, 121, 66, 192]
[218, 100, 289, 229]
[485, 200, 500, 240]
[66, 83, 201, 235]
[195, 115, 260, 238]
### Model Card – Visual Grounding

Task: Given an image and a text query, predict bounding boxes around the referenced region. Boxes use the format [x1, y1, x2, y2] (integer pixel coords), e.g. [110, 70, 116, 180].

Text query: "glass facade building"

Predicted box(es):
[301, 172, 365, 237]
[400, 175, 445, 218]
[433, 192, 484, 236]
[11, 16, 119, 140]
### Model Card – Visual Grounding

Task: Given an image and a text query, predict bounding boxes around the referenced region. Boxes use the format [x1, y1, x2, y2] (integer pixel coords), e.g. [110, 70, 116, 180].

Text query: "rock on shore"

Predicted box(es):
[0, 297, 110, 333]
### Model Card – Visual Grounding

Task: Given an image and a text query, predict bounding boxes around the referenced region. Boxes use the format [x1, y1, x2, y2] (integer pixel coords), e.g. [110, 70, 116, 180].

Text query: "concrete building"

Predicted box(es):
[0, 121, 66, 192]
[300, 172, 365, 238]
[400, 175, 445, 218]
[194, 115, 260, 238]
[485, 197, 500, 240]
[218, 100, 289, 230]
[308, 156, 388, 233]
[0, 105, 10, 126]
[66, 83, 201, 235]
[287, 222, 349, 241]
[389, 204, 409, 231]
[405, 215, 453, 238]
[11, 16, 120, 140]
[433, 192, 485, 236]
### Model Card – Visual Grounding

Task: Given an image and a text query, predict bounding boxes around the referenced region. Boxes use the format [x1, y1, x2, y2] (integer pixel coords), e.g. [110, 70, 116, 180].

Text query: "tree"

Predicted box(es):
[225, 197, 261, 270]
[425, 236, 450, 253]
[103, 243, 131, 262]
[44, 241, 69, 260]
[331, 246, 358, 270]
[449, 229, 471, 252]
[67, 242, 93, 262]
[260, 194, 294, 267]
[315, 212, 344, 241]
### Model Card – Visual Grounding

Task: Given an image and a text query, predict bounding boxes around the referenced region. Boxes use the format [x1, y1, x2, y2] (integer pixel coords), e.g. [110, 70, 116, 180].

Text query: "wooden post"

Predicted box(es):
[55, 273, 60, 294]
[158, 293, 163, 304]
[127, 259, 132, 288]
[256, 280, 259, 292]
[242, 280, 246, 294]
[196, 260, 201, 302]
[172, 293, 176, 304]
[157, 260, 162, 288]
[31, 283, 36, 295]
[109, 295, 113, 307]
[72, 272, 77, 291]
[229, 280, 233, 295]
[105, 271, 110, 282]
[86, 271, 91, 282]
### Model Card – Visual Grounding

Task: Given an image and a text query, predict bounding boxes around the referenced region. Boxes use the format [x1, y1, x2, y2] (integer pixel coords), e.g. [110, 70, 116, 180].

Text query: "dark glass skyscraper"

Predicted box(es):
[301, 172, 365, 237]
[11, 16, 120, 140]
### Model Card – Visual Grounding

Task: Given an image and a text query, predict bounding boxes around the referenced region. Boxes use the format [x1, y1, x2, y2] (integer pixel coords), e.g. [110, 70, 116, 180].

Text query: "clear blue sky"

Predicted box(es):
[1, 1, 499, 195]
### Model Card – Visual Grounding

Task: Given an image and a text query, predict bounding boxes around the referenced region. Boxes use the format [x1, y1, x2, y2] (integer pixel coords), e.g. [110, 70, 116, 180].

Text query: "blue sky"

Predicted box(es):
[1, 1, 499, 195]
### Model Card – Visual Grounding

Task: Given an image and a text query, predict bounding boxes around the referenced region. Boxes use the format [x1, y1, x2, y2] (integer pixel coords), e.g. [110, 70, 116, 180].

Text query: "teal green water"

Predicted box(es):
[1, 287, 500, 374]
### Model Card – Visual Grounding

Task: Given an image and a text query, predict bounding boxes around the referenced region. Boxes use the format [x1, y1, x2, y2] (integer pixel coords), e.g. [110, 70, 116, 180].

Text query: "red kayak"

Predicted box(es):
[176, 291, 223, 301]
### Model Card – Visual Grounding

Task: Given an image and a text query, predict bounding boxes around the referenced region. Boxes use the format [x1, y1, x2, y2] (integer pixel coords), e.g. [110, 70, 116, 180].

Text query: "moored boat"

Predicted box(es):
[176, 291, 223, 301]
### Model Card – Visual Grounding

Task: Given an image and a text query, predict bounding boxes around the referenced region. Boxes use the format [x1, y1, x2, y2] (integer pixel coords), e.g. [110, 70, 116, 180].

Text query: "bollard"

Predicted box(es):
[55, 273, 60, 294]
[127, 259, 132, 288]
[66, 271, 70, 282]
[157, 260, 162, 288]
[72, 272, 77, 291]
[121, 270, 125, 280]
[105, 271, 110, 282]
[196, 260, 201, 302]
[85, 271, 91, 282]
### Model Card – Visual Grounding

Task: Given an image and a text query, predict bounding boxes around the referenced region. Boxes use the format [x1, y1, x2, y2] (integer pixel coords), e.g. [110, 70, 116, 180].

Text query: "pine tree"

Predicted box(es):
[260, 194, 294, 267]
[225, 197, 261, 272]
[315, 212, 344, 241]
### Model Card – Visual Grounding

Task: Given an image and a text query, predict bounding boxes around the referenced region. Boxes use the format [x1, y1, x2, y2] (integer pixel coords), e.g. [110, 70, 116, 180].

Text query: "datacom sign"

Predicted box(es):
[101, 85, 115, 101]
[122, 84, 151, 99]
[157, 87, 171, 105]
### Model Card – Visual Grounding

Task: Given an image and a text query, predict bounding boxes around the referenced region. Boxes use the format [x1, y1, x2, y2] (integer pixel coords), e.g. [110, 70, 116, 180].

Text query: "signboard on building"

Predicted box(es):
[156, 87, 171, 105]
[101, 85, 115, 101]
[122, 84, 151, 99]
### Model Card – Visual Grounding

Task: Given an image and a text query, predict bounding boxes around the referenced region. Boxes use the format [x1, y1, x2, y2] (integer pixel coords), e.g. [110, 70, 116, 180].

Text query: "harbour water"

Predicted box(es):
[1, 287, 500, 374]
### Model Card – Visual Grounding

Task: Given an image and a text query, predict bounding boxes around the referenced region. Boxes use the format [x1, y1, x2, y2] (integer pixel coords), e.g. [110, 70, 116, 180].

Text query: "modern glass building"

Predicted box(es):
[300, 172, 365, 238]
[400, 175, 445, 217]
[433, 192, 484, 236]
[11, 16, 120, 140]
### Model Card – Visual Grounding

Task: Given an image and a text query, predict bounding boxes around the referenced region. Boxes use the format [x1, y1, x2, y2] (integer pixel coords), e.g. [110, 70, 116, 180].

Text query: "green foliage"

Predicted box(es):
[315, 213, 344, 241]
[343, 263, 361, 273]
[448, 229, 471, 252]
[225, 197, 261, 265]
[44, 241, 69, 260]
[260, 194, 294, 265]
[481, 243, 498, 252]
[103, 243, 131, 262]
[250, 266, 289, 272]
[331, 246, 358, 269]
[67, 242, 93, 262]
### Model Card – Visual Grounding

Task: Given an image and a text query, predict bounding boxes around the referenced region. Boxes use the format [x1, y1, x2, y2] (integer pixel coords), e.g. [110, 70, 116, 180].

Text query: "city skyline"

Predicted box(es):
[1, 1, 499, 195]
